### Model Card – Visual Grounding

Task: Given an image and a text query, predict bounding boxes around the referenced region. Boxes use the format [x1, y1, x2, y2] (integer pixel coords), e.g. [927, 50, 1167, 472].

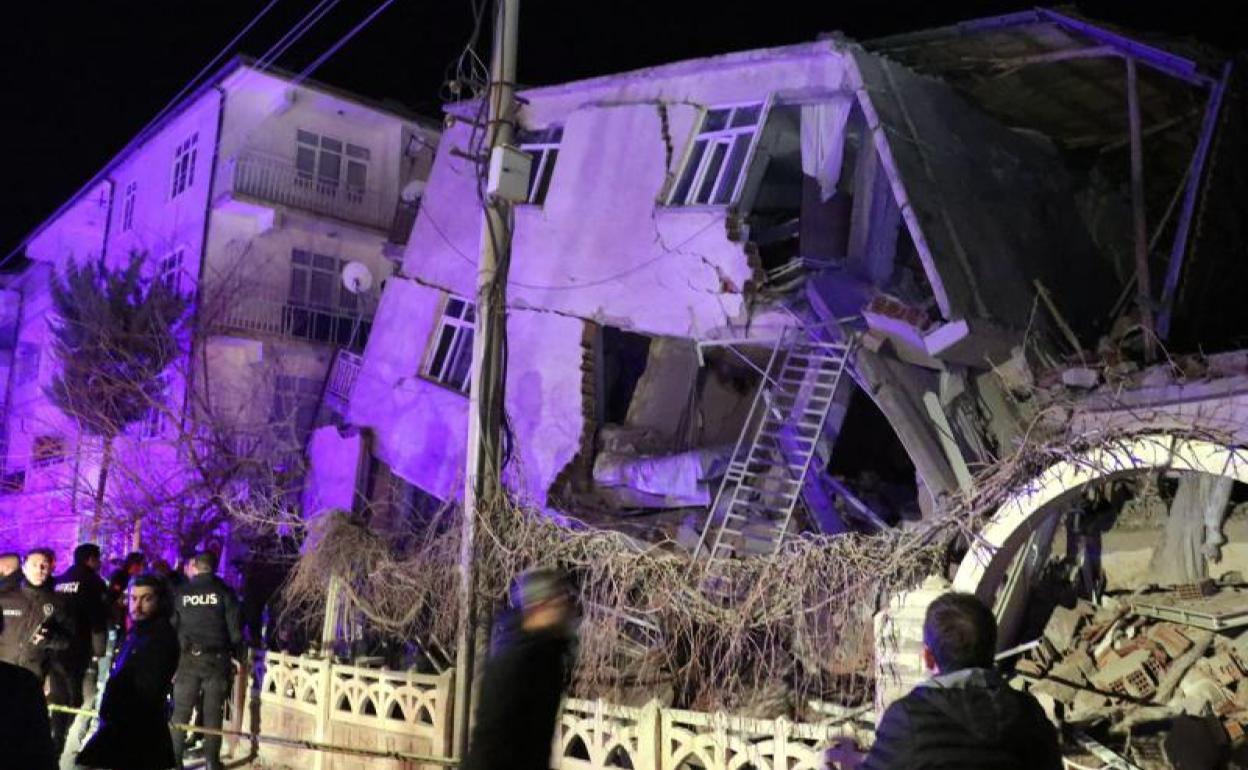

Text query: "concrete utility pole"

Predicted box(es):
[453, 0, 519, 760]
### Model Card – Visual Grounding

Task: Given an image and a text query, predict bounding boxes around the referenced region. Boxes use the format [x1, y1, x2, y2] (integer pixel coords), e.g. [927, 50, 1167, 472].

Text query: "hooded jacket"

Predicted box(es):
[862, 668, 1062, 770]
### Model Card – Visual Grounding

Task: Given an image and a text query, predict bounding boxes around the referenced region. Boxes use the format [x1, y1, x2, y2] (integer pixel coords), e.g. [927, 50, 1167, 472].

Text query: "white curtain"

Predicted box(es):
[800, 96, 855, 202]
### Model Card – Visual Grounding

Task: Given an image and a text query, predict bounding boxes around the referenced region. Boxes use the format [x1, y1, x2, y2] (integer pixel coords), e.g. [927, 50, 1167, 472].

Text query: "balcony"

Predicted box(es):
[219, 151, 391, 232]
[211, 283, 373, 352]
[325, 349, 363, 407]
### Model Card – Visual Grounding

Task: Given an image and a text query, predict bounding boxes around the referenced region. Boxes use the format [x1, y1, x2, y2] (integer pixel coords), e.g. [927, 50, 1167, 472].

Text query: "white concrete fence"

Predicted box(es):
[248, 652, 866, 770]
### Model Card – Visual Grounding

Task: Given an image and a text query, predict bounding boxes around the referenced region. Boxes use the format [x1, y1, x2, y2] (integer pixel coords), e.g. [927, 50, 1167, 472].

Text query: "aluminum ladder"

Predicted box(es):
[692, 330, 854, 569]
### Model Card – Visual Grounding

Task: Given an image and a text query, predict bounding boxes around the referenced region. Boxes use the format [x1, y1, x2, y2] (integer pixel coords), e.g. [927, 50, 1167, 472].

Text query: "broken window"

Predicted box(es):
[424, 295, 475, 393]
[669, 103, 765, 206]
[170, 133, 198, 199]
[516, 126, 562, 205]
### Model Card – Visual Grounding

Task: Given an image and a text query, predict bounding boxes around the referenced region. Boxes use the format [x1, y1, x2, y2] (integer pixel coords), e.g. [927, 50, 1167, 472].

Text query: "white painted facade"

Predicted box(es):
[0, 59, 438, 561]
[347, 43, 859, 509]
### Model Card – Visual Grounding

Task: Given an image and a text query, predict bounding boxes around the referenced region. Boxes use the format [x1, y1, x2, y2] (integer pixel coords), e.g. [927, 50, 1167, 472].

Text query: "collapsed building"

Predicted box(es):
[302, 8, 1248, 764]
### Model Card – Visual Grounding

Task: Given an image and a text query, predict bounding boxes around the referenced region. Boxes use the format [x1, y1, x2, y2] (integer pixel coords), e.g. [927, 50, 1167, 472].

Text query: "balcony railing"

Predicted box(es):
[221, 151, 391, 232]
[325, 349, 363, 405]
[211, 284, 373, 351]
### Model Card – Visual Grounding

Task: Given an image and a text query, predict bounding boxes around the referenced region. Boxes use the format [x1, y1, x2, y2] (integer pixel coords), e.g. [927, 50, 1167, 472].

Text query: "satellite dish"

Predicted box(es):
[341, 261, 374, 294]
[400, 179, 426, 202]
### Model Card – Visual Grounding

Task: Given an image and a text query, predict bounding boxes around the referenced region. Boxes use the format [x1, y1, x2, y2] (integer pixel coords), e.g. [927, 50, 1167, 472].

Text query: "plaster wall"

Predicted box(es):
[406, 44, 853, 340]
[349, 277, 584, 507]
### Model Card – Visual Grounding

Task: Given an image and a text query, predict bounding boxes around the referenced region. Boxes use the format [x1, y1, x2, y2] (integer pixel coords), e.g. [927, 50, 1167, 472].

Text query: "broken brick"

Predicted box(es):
[1149, 623, 1194, 659]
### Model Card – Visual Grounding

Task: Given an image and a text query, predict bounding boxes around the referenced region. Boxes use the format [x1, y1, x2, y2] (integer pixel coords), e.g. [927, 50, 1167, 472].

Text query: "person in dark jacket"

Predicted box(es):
[51, 543, 111, 760]
[0, 548, 73, 677]
[106, 552, 146, 637]
[169, 550, 244, 770]
[78, 573, 180, 770]
[0, 659, 57, 769]
[0, 551, 21, 591]
[861, 592, 1062, 770]
[462, 568, 578, 770]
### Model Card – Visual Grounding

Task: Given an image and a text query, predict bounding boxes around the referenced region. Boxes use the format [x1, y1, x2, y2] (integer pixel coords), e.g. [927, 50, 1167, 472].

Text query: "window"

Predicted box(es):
[170, 133, 199, 199]
[31, 435, 67, 469]
[138, 371, 172, 439]
[424, 296, 475, 393]
[296, 130, 369, 202]
[516, 126, 562, 205]
[159, 249, 187, 293]
[285, 249, 371, 348]
[288, 249, 357, 311]
[669, 103, 764, 206]
[121, 182, 137, 232]
[13, 343, 40, 387]
[270, 375, 322, 445]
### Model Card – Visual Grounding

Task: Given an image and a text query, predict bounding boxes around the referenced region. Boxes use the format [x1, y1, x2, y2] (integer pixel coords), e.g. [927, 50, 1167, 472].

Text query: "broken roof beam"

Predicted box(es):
[987, 44, 1118, 79]
[863, 10, 1043, 52]
[1037, 8, 1216, 87]
[1126, 56, 1158, 361]
[1157, 61, 1234, 340]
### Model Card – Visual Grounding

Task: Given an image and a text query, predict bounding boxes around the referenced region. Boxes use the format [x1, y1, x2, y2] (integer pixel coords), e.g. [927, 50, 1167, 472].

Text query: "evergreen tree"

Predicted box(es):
[46, 252, 189, 532]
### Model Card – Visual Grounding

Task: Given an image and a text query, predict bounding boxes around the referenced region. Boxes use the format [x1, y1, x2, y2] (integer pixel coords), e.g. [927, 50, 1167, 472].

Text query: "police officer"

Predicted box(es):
[51, 543, 110, 760]
[170, 551, 243, 770]
[0, 548, 73, 678]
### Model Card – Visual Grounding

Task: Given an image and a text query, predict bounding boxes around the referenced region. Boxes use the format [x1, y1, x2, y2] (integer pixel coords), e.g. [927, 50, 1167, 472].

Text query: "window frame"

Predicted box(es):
[121, 181, 137, 232]
[159, 248, 188, 294]
[422, 294, 476, 394]
[665, 100, 771, 208]
[30, 435, 68, 469]
[296, 129, 370, 202]
[170, 133, 199, 199]
[137, 370, 173, 440]
[515, 126, 563, 206]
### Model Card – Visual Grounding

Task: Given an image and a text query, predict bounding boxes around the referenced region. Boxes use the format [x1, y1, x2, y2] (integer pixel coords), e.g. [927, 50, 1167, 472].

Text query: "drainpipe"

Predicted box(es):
[80, 177, 116, 532]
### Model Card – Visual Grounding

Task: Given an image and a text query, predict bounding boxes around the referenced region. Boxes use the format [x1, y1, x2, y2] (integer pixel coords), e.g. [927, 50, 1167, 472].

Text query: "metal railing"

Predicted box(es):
[325, 349, 363, 405]
[222, 151, 391, 231]
[211, 283, 373, 351]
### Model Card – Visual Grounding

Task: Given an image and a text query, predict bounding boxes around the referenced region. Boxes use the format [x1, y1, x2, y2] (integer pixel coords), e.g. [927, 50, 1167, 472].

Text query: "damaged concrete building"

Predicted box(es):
[305, 8, 1248, 760]
[310, 7, 1240, 543]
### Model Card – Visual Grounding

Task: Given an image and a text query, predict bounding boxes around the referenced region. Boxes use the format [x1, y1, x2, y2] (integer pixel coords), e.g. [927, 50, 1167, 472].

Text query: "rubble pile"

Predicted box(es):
[1015, 577, 1248, 761]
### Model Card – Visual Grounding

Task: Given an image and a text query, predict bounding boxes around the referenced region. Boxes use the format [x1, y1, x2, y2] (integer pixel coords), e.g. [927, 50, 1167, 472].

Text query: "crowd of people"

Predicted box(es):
[0, 543, 1063, 770]
[0, 544, 243, 770]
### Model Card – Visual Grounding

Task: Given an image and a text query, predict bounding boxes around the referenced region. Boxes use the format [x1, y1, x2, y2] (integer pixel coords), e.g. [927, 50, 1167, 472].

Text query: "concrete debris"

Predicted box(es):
[1061, 367, 1101, 389]
[1016, 581, 1248, 756]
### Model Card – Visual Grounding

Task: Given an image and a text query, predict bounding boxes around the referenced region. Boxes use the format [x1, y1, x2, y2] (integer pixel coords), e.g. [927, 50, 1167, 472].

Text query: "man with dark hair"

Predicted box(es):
[106, 552, 146, 637]
[0, 551, 22, 591]
[462, 568, 579, 770]
[0, 548, 73, 677]
[51, 543, 111, 762]
[78, 574, 179, 770]
[861, 592, 1062, 770]
[169, 550, 243, 770]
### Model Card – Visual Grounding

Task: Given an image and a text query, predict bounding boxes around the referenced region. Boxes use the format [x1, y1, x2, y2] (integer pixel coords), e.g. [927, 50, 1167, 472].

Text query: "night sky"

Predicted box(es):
[3, 1, 1241, 259]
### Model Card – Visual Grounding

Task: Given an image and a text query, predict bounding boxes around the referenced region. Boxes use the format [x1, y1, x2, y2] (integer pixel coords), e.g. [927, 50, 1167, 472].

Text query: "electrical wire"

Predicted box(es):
[0, 0, 287, 269]
[255, 0, 345, 74]
[294, 0, 398, 85]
